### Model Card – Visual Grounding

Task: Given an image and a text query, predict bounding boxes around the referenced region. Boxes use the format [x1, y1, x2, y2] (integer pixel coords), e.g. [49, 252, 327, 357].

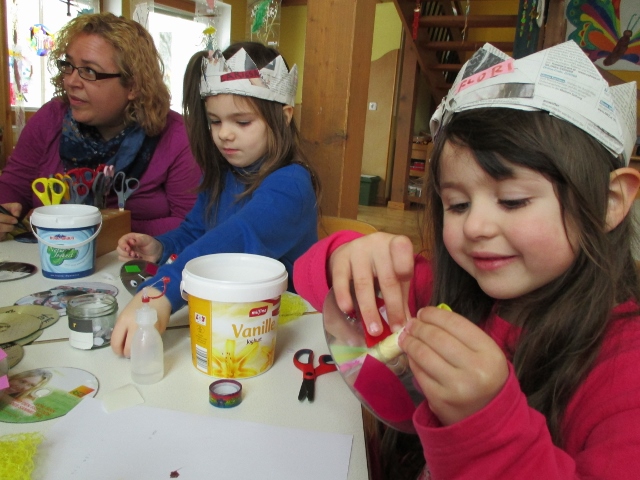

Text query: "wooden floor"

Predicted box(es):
[356, 203, 425, 251]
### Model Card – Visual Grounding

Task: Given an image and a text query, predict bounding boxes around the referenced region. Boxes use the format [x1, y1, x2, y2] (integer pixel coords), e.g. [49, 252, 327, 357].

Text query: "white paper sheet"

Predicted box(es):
[34, 397, 353, 480]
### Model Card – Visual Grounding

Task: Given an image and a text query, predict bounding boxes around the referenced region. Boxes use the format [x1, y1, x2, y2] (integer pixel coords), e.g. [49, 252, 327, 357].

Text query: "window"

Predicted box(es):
[5, 0, 100, 110]
[137, 1, 231, 112]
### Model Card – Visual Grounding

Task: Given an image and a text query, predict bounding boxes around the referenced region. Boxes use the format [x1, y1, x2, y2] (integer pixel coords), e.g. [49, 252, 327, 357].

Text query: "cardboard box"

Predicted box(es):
[96, 209, 131, 257]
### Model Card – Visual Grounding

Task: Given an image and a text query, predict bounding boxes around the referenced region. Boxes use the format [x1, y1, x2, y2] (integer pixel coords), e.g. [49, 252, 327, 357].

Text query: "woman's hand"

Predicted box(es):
[329, 232, 415, 336]
[398, 306, 509, 426]
[117, 233, 163, 263]
[111, 288, 171, 357]
[0, 203, 23, 241]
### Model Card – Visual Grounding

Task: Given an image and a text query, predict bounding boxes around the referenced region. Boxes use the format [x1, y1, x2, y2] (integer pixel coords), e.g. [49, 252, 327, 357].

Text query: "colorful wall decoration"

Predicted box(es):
[566, 0, 640, 71]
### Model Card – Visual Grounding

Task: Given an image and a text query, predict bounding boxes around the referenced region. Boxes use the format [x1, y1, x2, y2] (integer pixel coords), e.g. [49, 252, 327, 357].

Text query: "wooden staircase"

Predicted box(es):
[392, 0, 521, 106]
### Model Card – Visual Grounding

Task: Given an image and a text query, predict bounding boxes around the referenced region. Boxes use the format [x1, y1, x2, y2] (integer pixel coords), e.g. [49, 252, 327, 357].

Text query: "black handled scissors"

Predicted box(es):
[293, 349, 337, 402]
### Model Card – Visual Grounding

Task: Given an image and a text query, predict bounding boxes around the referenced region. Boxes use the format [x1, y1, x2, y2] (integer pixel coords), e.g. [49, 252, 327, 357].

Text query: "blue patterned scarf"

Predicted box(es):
[59, 108, 159, 179]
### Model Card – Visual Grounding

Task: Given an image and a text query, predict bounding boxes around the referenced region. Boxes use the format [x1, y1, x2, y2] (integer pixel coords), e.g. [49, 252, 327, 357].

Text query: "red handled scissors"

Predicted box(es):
[294, 349, 337, 402]
[67, 167, 97, 188]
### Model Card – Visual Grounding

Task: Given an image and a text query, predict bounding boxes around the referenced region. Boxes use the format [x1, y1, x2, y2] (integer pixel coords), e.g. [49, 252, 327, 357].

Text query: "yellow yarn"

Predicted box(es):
[0, 432, 43, 480]
[279, 292, 310, 325]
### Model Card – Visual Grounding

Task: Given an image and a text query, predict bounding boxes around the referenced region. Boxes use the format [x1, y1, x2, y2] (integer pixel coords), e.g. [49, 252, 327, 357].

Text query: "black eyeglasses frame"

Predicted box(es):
[56, 60, 122, 82]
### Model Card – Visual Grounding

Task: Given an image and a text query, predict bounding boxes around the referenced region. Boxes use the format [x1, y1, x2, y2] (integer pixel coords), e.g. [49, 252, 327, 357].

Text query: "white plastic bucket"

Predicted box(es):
[180, 253, 288, 378]
[30, 205, 102, 279]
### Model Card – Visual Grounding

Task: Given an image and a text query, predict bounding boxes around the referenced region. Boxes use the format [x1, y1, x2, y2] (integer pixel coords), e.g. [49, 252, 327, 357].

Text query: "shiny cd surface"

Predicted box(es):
[0, 262, 37, 282]
[0, 312, 41, 344]
[0, 305, 59, 330]
[323, 288, 423, 434]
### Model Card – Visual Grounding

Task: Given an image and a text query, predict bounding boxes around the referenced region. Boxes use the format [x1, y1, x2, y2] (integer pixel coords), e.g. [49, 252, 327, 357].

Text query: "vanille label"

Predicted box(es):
[231, 318, 276, 338]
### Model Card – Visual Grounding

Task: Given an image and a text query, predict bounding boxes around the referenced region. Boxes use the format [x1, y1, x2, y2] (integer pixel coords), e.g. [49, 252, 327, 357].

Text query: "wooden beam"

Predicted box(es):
[388, 32, 418, 209]
[419, 15, 517, 29]
[542, 0, 567, 49]
[300, 0, 376, 219]
[421, 40, 514, 52]
[156, 0, 195, 13]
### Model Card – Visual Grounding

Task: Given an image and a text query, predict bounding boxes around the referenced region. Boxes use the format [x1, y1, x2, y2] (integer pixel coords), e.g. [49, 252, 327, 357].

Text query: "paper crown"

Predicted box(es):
[430, 41, 637, 165]
[199, 48, 298, 107]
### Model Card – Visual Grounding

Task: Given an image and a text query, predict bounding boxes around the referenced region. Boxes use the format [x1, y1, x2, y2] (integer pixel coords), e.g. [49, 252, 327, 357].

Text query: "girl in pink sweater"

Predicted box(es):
[294, 43, 640, 479]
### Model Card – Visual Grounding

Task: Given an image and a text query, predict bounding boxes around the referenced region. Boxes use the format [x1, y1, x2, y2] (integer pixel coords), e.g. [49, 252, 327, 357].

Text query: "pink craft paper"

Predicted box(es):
[353, 354, 415, 423]
[0, 347, 8, 390]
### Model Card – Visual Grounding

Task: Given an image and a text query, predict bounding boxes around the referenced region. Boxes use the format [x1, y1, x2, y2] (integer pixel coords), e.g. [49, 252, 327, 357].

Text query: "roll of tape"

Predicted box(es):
[209, 379, 242, 408]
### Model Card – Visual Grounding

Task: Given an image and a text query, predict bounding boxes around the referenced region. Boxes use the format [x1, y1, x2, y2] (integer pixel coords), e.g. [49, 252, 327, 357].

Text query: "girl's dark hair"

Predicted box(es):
[182, 42, 320, 221]
[424, 107, 640, 445]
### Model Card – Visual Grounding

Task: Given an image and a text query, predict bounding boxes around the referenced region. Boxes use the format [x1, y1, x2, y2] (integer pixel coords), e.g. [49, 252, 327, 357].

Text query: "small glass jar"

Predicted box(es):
[67, 293, 118, 350]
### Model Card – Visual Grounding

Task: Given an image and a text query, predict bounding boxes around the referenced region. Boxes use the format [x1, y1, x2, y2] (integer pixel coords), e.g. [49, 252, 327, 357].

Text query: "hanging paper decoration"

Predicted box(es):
[195, 0, 220, 54]
[201, 26, 218, 55]
[29, 24, 55, 57]
[246, 0, 282, 48]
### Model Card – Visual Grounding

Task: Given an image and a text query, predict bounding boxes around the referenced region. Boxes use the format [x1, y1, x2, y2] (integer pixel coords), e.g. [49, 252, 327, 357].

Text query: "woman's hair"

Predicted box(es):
[424, 108, 640, 445]
[182, 42, 320, 221]
[48, 12, 170, 137]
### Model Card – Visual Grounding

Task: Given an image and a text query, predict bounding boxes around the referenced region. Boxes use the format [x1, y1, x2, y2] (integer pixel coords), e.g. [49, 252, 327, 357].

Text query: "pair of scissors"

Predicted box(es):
[113, 171, 140, 211]
[67, 167, 97, 189]
[31, 178, 67, 206]
[92, 169, 114, 208]
[294, 349, 337, 402]
[54, 173, 73, 202]
[69, 182, 91, 205]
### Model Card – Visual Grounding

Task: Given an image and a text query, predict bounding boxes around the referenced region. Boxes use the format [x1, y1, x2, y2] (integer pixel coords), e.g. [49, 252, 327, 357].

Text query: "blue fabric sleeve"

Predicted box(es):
[140, 164, 318, 312]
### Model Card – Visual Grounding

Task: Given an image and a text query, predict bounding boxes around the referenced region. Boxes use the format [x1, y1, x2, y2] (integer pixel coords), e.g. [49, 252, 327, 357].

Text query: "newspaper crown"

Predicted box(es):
[199, 48, 298, 107]
[430, 41, 637, 165]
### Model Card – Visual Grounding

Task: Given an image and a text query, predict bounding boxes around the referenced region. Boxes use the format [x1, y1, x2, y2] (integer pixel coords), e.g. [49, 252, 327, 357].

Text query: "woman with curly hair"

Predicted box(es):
[0, 12, 201, 238]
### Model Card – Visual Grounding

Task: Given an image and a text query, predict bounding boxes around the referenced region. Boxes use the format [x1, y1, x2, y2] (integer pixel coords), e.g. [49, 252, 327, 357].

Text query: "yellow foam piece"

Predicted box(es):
[279, 292, 310, 325]
[0, 432, 44, 480]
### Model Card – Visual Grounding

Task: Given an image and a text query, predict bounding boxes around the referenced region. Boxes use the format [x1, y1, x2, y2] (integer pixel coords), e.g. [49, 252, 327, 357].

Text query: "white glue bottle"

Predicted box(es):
[130, 290, 164, 384]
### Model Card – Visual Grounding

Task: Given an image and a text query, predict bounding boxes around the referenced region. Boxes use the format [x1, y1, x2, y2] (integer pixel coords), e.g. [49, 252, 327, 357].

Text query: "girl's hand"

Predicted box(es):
[399, 306, 509, 426]
[110, 288, 171, 357]
[117, 233, 163, 263]
[329, 232, 414, 336]
[0, 203, 23, 241]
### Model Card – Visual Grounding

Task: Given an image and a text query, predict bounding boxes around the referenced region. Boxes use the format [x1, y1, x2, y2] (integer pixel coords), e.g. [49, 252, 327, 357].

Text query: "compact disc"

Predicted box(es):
[0, 312, 41, 344]
[13, 231, 37, 243]
[323, 288, 423, 434]
[0, 305, 59, 330]
[0, 262, 37, 281]
[13, 329, 43, 346]
[120, 260, 158, 295]
[0, 343, 24, 368]
[14, 282, 118, 316]
[0, 367, 99, 423]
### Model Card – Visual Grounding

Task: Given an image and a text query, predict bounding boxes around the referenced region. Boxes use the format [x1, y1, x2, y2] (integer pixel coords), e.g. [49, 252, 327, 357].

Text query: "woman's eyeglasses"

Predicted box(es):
[57, 60, 122, 82]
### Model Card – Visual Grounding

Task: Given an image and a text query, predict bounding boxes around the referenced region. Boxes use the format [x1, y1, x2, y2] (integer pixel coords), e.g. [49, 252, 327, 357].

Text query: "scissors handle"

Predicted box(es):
[32, 178, 66, 206]
[294, 349, 316, 378]
[114, 172, 139, 210]
[315, 354, 337, 376]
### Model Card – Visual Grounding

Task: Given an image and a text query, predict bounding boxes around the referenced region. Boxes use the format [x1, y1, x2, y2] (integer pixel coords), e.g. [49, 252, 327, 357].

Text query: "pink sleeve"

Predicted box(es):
[414, 364, 576, 478]
[293, 230, 364, 311]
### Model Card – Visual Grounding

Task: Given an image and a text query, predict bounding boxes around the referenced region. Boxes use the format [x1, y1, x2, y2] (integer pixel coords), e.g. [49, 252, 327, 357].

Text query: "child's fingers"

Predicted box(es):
[400, 308, 509, 424]
[110, 317, 128, 356]
[380, 235, 414, 330]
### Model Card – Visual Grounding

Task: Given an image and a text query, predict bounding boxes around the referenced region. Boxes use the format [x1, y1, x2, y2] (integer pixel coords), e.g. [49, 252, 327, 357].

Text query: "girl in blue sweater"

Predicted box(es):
[111, 42, 320, 357]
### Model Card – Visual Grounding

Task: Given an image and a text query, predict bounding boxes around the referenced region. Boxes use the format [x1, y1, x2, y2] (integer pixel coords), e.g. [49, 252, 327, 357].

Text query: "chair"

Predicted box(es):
[317, 215, 378, 240]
